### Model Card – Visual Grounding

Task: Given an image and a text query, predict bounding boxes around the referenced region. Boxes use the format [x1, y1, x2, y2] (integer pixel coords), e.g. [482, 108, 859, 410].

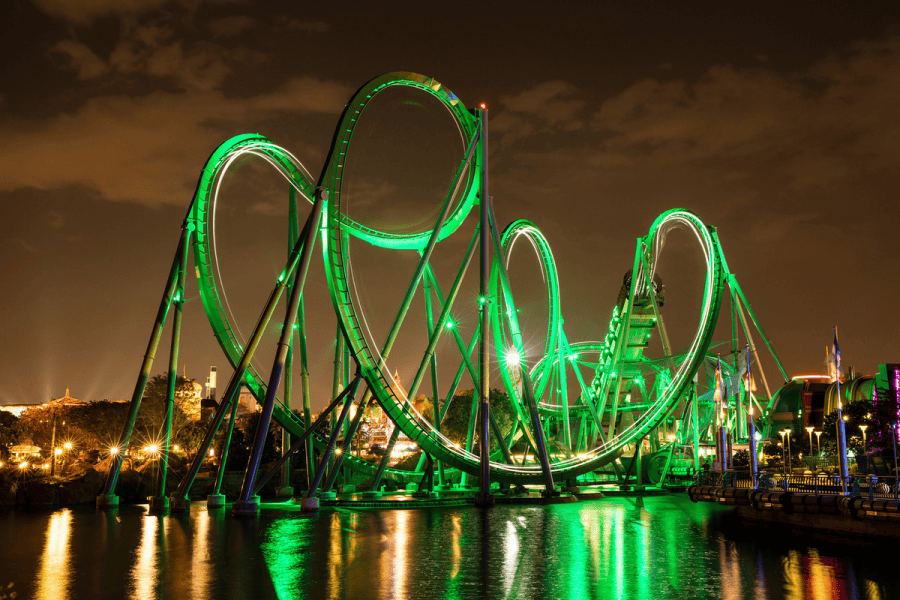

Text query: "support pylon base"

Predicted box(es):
[207, 494, 226, 507]
[474, 492, 495, 507]
[275, 486, 294, 498]
[298, 497, 319, 512]
[148, 497, 169, 512]
[169, 496, 191, 512]
[96, 494, 119, 509]
[232, 495, 260, 516]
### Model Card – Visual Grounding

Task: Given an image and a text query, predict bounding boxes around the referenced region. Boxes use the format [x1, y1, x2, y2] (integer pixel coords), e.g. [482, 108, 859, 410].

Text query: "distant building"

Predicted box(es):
[0, 404, 40, 417]
[769, 373, 877, 433]
[7, 444, 41, 460]
[2, 388, 90, 417]
[237, 385, 261, 416]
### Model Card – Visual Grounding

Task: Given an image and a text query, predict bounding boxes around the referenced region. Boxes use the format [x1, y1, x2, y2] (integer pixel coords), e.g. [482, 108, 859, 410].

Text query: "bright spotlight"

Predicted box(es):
[64, 442, 72, 450]
[148, 445, 159, 454]
[505, 348, 521, 367]
[109, 446, 119, 455]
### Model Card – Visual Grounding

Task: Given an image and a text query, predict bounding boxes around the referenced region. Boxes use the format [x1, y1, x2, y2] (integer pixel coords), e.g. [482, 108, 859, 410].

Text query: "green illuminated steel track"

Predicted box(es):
[185, 72, 728, 485]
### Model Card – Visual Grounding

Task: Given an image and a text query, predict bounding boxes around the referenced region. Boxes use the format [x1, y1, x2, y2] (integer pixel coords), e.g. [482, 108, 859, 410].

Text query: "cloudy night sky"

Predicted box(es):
[1, 0, 899, 410]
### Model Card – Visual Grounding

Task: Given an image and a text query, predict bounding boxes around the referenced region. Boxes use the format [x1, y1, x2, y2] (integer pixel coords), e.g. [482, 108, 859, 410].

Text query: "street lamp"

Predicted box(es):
[859, 424, 868, 473]
[806, 426, 814, 464]
[815, 430, 822, 456]
[779, 430, 787, 473]
[891, 423, 899, 478]
[784, 428, 792, 473]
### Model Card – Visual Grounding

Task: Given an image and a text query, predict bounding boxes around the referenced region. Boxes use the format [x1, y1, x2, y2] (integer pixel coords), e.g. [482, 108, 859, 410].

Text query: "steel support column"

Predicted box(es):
[476, 107, 493, 506]
[233, 188, 326, 514]
[99, 228, 188, 506]
[151, 238, 188, 510]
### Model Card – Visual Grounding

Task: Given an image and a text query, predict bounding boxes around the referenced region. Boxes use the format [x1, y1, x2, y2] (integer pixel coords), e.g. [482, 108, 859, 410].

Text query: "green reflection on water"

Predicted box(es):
[261, 513, 317, 600]
[10, 495, 898, 599]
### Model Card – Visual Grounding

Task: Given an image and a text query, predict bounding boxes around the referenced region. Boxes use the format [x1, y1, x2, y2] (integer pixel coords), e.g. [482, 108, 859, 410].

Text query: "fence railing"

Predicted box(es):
[694, 470, 900, 499]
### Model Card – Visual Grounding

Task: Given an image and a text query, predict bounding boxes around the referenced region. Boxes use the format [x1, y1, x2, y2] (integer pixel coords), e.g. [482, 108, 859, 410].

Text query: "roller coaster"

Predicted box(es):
[95, 72, 790, 512]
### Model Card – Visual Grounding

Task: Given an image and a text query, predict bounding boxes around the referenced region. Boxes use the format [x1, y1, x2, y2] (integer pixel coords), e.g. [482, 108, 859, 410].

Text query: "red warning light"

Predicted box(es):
[480, 103, 486, 109]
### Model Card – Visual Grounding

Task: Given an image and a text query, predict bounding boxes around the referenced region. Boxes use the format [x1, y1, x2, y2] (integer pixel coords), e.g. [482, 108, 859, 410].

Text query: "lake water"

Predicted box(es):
[0, 494, 896, 599]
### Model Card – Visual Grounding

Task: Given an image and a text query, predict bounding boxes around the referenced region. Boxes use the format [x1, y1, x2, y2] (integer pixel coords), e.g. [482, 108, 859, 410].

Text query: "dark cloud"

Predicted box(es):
[491, 81, 585, 147]
[29, 0, 244, 24]
[0, 79, 351, 205]
[209, 15, 255, 38]
[284, 18, 329, 33]
[50, 40, 109, 79]
[2, 2, 899, 408]
[589, 38, 900, 181]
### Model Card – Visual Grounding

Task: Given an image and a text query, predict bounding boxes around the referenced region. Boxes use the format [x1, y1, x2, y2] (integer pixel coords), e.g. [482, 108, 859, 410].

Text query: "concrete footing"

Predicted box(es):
[207, 494, 226, 508]
[275, 486, 294, 498]
[169, 496, 192, 512]
[474, 492, 495, 507]
[298, 497, 319, 512]
[319, 491, 337, 501]
[96, 494, 119, 509]
[148, 497, 169, 512]
[361, 490, 383, 499]
[232, 495, 260, 516]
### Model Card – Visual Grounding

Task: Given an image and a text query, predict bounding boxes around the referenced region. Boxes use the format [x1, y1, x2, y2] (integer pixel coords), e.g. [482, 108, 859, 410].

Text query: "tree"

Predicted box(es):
[64, 401, 128, 452]
[820, 396, 871, 459]
[235, 411, 280, 464]
[438, 389, 517, 450]
[134, 374, 202, 450]
[0, 411, 19, 446]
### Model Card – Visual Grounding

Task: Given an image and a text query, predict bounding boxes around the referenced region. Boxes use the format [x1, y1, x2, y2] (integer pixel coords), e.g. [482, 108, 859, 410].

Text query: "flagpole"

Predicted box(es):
[715, 354, 727, 473]
[747, 346, 758, 489]
[834, 326, 849, 496]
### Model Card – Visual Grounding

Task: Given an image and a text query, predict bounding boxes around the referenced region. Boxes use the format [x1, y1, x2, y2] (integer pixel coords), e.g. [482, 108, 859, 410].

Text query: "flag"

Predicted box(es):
[833, 326, 841, 374]
[745, 345, 754, 417]
[833, 326, 842, 409]
[714, 354, 724, 422]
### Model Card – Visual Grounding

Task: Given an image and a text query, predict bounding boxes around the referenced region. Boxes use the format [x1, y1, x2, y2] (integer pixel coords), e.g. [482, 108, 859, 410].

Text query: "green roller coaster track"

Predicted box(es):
[101, 72, 789, 504]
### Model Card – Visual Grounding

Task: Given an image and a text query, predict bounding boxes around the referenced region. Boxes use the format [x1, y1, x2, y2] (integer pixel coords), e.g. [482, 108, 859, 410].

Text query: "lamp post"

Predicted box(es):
[748, 406, 758, 489]
[891, 423, 899, 481]
[806, 426, 814, 468]
[779, 430, 787, 474]
[815, 430, 822, 457]
[785, 428, 792, 474]
[859, 424, 868, 474]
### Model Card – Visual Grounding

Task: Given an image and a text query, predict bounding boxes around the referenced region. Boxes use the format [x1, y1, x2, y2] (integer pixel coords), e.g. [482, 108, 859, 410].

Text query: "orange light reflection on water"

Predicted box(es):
[130, 516, 158, 600]
[36, 509, 72, 600]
